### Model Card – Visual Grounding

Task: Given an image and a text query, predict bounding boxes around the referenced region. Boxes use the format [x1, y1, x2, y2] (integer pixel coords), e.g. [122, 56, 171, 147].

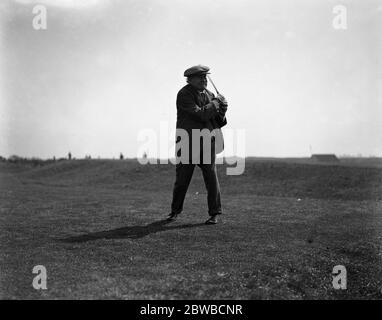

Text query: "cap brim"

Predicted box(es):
[185, 72, 210, 77]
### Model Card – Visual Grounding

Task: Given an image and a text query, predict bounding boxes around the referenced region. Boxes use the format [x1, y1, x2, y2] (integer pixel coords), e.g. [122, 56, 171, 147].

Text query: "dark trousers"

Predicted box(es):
[171, 162, 222, 216]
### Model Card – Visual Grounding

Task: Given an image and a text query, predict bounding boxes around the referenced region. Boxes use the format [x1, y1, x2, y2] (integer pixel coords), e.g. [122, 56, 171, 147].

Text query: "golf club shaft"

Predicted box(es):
[207, 75, 219, 95]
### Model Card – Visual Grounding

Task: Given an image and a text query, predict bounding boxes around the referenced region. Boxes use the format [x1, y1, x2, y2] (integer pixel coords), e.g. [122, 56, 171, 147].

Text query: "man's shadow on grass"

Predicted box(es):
[61, 220, 206, 243]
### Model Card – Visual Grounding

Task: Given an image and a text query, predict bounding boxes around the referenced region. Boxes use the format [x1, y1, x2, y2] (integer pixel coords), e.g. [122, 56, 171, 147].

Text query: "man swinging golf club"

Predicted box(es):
[167, 65, 228, 225]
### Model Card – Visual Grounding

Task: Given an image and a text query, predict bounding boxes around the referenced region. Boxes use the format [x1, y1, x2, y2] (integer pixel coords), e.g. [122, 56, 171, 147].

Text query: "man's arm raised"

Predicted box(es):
[177, 90, 220, 122]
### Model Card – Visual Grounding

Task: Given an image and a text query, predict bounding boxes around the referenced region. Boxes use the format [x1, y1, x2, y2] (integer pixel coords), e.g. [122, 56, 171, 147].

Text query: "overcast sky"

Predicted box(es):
[0, 0, 381, 159]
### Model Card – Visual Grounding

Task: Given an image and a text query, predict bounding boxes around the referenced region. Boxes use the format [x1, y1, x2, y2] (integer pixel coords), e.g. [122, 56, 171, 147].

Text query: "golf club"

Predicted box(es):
[207, 75, 220, 95]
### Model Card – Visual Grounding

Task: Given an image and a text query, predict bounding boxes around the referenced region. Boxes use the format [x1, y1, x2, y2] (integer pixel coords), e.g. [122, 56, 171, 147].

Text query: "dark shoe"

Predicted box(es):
[205, 215, 218, 225]
[167, 213, 178, 222]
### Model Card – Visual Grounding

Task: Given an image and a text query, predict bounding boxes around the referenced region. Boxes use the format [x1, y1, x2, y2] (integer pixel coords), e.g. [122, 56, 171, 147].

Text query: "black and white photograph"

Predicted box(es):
[0, 0, 381, 303]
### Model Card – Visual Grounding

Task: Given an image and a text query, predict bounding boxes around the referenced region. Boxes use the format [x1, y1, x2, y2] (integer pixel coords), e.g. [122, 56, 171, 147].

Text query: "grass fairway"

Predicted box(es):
[0, 158, 381, 299]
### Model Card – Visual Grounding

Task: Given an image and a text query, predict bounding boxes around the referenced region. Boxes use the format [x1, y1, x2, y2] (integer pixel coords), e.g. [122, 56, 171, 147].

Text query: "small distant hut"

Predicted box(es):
[311, 154, 339, 163]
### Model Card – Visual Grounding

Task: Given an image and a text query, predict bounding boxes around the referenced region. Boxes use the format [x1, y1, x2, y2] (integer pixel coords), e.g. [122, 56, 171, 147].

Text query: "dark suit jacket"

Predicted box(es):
[175, 84, 227, 163]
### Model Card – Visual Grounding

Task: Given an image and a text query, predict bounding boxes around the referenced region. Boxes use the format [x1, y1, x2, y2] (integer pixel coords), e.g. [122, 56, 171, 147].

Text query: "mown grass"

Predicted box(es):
[0, 159, 381, 299]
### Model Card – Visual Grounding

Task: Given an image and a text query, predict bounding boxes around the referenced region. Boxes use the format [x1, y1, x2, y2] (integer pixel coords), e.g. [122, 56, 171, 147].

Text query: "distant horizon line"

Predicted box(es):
[2, 154, 382, 160]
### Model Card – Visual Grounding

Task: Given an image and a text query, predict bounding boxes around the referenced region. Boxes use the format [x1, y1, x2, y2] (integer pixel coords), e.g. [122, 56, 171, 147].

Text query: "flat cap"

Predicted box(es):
[184, 64, 210, 77]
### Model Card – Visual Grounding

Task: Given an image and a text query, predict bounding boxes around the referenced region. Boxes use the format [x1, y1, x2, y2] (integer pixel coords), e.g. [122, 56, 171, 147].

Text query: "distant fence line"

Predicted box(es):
[0, 155, 136, 166]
